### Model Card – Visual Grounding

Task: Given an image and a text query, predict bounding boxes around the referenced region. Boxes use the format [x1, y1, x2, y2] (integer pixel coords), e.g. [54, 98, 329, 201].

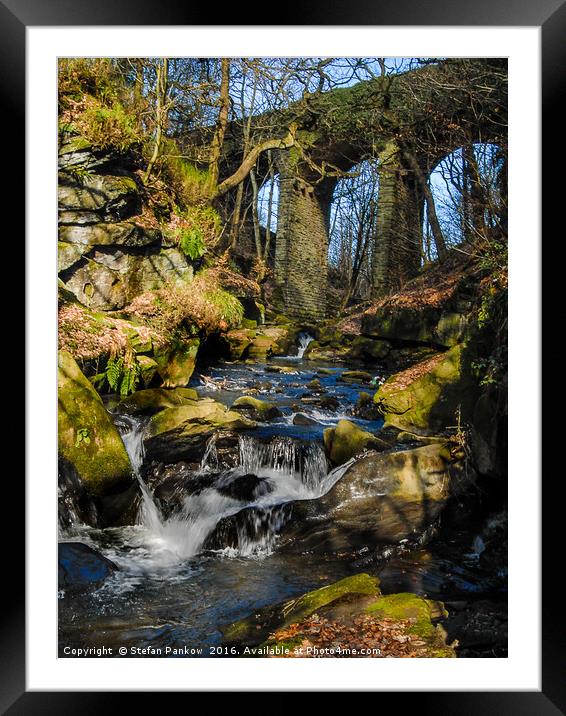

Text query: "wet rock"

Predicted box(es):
[58, 542, 118, 593]
[306, 378, 324, 391]
[338, 370, 373, 384]
[318, 395, 340, 411]
[352, 391, 382, 421]
[216, 474, 271, 502]
[232, 396, 282, 422]
[285, 443, 468, 551]
[205, 503, 292, 552]
[117, 387, 199, 415]
[222, 573, 381, 647]
[323, 419, 390, 466]
[292, 413, 320, 426]
[144, 399, 256, 463]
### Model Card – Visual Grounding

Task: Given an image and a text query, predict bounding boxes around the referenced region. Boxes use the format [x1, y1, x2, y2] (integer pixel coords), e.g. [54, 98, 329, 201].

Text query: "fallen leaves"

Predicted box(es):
[267, 613, 434, 658]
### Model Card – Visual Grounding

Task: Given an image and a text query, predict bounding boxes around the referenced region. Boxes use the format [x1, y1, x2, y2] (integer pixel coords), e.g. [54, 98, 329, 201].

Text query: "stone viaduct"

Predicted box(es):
[216, 58, 507, 322]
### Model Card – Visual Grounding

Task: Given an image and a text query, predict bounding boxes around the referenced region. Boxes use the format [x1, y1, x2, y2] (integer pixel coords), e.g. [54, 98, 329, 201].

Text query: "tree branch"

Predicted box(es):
[212, 124, 297, 199]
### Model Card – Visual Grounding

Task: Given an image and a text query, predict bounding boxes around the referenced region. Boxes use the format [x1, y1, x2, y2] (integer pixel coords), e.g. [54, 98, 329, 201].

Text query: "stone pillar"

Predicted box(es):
[371, 141, 424, 299]
[274, 152, 335, 323]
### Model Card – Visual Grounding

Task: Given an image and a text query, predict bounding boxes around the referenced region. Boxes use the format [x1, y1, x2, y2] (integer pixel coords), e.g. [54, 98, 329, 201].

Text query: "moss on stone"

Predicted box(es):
[338, 370, 373, 384]
[364, 593, 455, 657]
[223, 573, 381, 645]
[232, 396, 282, 421]
[118, 387, 199, 414]
[155, 338, 200, 388]
[373, 343, 477, 433]
[324, 419, 389, 466]
[58, 350, 133, 497]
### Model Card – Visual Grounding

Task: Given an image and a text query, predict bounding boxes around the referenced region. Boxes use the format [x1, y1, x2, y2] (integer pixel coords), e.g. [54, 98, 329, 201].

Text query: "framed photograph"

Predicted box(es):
[8, 0, 553, 707]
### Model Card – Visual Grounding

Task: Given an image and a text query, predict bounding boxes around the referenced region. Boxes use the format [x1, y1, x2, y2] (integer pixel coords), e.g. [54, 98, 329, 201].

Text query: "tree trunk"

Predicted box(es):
[143, 58, 168, 184]
[404, 150, 447, 260]
[207, 58, 230, 195]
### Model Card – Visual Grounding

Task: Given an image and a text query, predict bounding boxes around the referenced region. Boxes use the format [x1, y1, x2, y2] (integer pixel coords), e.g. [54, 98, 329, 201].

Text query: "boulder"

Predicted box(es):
[216, 474, 271, 502]
[292, 413, 320, 426]
[144, 399, 256, 462]
[286, 443, 467, 551]
[361, 304, 469, 349]
[222, 574, 381, 647]
[338, 370, 373, 384]
[59, 221, 161, 249]
[58, 351, 133, 497]
[155, 339, 200, 388]
[224, 328, 256, 360]
[232, 396, 282, 422]
[117, 387, 199, 415]
[348, 336, 391, 362]
[58, 241, 86, 273]
[58, 173, 140, 220]
[373, 344, 478, 434]
[323, 419, 390, 466]
[137, 355, 159, 387]
[58, 542, 118, 593]
[63, 248, 192, 311]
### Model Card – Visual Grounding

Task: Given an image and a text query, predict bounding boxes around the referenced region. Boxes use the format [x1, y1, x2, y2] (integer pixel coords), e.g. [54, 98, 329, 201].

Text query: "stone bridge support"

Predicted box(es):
[273, 152, 336, 323]
[371, 141, 424, 299]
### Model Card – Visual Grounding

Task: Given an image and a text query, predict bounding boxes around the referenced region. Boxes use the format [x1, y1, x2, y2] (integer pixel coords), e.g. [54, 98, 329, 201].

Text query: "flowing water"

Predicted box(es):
[59, 344, 507, 657]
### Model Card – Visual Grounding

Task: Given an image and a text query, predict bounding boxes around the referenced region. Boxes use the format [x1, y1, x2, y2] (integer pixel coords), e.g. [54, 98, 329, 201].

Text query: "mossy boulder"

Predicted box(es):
[285, 443, 467, 550]
[223, 574, 455, 658]
[373, 344, 477, 434]
[117, 387, 199, 415]
[144, 398, 256, 462]
[348, 336, 391, 362]
[232, 396, 282, 421]
[245, 326, 296, 360]
[224, 328, 256, 360]
[137, 355, 159, 387]
[303, 340, 350, 361]
[364, 592, 455, 657]
[222, 574, 381, 646]
[361, 304, 469, 349]
[155, 338, 200, 388]
[323, 419, 390, 466]
[58, 351, 133, 497]
[338, 370, 373, 384]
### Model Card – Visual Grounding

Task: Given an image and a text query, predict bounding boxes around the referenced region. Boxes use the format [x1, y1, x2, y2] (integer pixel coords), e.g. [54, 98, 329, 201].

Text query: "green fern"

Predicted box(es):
[105, 354, 124, 392]
[104, 350, 142, 397]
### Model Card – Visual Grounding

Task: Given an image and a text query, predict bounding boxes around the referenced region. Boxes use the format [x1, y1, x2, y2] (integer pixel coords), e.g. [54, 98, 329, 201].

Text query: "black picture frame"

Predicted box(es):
[9, 0, 553, 709]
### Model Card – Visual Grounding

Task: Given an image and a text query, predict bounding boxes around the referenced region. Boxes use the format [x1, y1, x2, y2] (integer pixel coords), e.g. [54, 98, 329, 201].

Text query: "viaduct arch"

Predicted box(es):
[215, 58, 507, 322]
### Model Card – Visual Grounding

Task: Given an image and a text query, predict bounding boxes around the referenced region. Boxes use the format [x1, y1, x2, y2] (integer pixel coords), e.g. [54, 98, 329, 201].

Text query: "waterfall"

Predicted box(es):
[238, 434, 328, 492]
[296, 332, 314, 359]
[106, 426, 351, 563]
[278, 331, 314, 361]
[115, 414, 162, 533]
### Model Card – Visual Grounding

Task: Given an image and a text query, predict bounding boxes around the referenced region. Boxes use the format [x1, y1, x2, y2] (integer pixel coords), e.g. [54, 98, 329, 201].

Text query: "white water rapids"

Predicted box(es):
[116, 415, 351, 565]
